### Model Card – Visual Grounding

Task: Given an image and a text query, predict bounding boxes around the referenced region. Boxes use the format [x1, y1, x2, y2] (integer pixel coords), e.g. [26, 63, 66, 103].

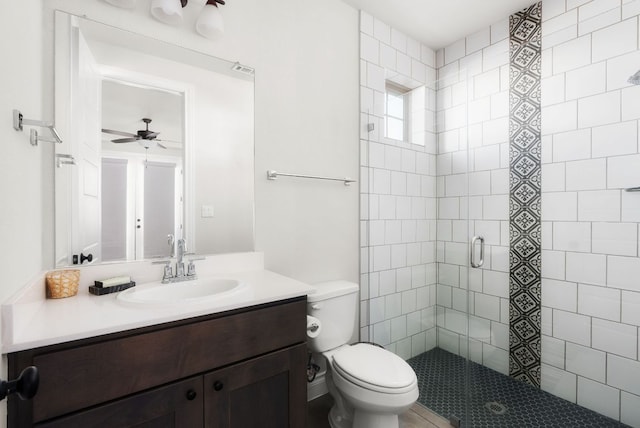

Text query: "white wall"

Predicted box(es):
[0, 3, 46, 424]
[0, 3, 46, 306]
[0, 0, 359, 423]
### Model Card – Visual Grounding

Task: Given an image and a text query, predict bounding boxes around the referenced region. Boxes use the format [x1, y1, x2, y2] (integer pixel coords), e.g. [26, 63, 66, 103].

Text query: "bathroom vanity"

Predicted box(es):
[2, 255, 313, 427]
[8, 298, 306, 427]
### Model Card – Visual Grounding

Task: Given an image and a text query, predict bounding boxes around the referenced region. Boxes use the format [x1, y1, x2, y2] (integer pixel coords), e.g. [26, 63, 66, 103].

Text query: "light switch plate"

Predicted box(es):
[201, 205, 214, 218]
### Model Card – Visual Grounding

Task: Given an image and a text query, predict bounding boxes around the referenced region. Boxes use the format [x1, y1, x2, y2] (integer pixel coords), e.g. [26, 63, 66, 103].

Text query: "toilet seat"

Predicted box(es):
[331, 343, 417, 394]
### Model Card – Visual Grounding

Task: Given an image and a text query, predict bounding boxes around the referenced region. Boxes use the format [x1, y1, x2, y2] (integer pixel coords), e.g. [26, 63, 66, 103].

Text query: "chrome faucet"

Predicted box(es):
[153, 238, 204, 284]
[167, 234, 175, 257]
[176, 238, 186, 278]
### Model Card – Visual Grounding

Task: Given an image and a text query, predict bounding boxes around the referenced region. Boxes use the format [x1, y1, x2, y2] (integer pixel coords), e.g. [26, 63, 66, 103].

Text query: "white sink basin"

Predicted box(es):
[117, 278, 251, 308]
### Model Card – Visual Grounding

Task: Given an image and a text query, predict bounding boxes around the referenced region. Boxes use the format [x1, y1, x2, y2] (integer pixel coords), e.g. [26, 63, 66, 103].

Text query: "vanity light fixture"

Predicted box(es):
[104, 0, 137, 9]
[150, 0, 188, 25]
[148, 0, 226, 38]
[196, 0, 225, 39]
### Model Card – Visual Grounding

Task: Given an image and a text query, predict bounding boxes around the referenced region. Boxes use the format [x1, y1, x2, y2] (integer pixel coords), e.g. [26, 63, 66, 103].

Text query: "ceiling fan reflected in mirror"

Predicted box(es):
[102, 118, 177, 149]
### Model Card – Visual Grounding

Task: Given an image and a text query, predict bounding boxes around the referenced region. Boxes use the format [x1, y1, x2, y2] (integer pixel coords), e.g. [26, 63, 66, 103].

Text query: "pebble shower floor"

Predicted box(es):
[407, 348, 628, 427]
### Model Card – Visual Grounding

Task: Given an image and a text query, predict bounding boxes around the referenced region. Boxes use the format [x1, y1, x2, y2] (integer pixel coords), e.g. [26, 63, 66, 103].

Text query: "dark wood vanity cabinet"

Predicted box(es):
[204, 344, 307, 428]
[7, 297, 307, 428]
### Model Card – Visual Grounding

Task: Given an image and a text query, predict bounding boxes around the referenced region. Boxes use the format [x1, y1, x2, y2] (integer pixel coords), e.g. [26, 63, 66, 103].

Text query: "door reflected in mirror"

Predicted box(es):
[54, 12, 255, 267]
[101, 81, 184, 262]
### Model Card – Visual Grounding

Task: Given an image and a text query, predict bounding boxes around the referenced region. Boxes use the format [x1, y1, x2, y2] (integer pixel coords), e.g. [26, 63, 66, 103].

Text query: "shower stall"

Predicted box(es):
[360, 2, 640, 426]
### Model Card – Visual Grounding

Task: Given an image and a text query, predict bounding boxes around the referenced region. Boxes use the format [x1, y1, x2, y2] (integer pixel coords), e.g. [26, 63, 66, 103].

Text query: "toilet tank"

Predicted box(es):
[307, 280, 359, 353]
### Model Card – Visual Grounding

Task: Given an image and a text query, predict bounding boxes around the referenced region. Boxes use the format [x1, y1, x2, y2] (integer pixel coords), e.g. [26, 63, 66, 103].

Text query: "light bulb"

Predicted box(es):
[196, 2, 224, 39]
[150, 0, 184, 26]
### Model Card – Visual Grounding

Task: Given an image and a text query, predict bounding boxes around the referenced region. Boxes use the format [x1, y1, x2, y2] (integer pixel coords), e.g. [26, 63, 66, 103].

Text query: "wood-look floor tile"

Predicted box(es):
[307, 395, 452, 428]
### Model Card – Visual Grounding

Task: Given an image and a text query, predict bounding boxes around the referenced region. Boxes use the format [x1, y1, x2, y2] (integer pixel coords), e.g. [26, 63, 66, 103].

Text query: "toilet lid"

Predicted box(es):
[332, 343, 417, 393]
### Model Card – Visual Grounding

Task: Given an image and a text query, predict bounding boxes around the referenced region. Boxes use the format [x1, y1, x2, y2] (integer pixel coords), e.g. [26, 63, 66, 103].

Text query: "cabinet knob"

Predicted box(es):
[213, 381, 224, 391]
[0, 366, 39, 401]
[186, 389, 197, 401]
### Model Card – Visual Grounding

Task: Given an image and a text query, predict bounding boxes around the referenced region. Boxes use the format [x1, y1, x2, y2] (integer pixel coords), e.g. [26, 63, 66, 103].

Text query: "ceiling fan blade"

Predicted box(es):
[156, 142, 168, 149]
[155, 139, 182, 144]
[111, 137, 139, 143]
[102, 128, 137, 138]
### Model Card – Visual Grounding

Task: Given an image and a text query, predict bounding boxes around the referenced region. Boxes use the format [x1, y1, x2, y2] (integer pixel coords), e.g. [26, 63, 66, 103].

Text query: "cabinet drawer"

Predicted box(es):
[12, 299, 305, 424]
[37, 376, 203, 428]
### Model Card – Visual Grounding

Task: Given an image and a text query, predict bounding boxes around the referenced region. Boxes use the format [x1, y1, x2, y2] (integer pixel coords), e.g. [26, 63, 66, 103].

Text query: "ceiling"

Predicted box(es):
[341, 0, 539, 49]
[101, 80, 183, 155]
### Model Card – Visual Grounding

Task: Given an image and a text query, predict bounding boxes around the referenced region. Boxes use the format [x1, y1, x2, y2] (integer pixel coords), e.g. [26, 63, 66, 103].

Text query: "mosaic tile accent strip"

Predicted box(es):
[407, 348, 627, 428]
[508, 2, 542, 387]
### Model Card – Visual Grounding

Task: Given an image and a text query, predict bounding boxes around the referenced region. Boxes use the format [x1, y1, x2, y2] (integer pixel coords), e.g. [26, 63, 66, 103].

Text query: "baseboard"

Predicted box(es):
[307, 372, 328, 401]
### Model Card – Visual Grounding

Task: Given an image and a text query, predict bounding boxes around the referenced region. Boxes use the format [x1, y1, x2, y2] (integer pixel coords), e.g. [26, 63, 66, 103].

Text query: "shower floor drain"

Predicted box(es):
[484, 401, 507, 415]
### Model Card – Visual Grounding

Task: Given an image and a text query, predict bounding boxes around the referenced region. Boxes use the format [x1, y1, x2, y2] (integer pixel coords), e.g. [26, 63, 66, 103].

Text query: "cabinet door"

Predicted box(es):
[204, 344, 307, 428]
[36, 376, 203, 428]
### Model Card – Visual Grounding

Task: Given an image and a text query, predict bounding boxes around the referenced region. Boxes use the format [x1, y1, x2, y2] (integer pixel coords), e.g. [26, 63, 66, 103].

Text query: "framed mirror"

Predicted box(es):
[54, 11, 255, 267]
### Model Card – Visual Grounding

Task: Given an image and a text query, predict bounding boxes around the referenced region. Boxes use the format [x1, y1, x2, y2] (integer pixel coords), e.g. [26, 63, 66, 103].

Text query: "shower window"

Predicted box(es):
[384, 82, 411, 142]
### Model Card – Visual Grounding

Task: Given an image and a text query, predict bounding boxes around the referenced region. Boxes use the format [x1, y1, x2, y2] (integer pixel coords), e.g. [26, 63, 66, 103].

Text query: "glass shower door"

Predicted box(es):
[359, 69, 474, 425]
[430, 69, 473, 426]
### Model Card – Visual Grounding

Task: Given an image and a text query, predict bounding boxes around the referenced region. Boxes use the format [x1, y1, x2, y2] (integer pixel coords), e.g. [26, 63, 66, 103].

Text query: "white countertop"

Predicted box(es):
[2, 253, 314, 353]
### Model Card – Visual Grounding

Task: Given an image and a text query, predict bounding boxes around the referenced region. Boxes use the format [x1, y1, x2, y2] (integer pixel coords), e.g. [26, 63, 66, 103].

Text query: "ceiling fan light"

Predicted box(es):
[151, 0, 184, 26]
[196, 2, 224, 39]
[104, 0, 136, 9]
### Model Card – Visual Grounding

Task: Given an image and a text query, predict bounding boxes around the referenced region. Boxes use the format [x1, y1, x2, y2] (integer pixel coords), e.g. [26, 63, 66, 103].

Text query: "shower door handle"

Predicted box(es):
[470, 236, 484, 268]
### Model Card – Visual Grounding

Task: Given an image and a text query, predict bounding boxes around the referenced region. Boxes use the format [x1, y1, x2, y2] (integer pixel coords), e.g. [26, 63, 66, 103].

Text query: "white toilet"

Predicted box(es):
[307, 281, 419, 428]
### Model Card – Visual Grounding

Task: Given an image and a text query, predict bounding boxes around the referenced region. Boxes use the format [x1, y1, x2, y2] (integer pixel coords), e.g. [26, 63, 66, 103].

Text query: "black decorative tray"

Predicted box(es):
[89, 281, 136, 296]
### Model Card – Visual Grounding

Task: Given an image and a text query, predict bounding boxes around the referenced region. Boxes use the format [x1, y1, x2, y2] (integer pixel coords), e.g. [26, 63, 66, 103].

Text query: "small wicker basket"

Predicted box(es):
[45, 269, 80, 299]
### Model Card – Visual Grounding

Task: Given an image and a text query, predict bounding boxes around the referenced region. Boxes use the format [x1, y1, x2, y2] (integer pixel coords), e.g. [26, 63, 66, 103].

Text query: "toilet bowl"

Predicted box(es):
[307, 281, 419, 428]
[327, 344, 418, 428]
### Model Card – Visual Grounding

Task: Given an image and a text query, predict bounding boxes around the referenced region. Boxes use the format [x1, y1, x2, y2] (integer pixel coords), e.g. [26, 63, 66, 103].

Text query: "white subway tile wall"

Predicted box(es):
[539, 0, 640, 423]
[360, 0, 640, 424]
